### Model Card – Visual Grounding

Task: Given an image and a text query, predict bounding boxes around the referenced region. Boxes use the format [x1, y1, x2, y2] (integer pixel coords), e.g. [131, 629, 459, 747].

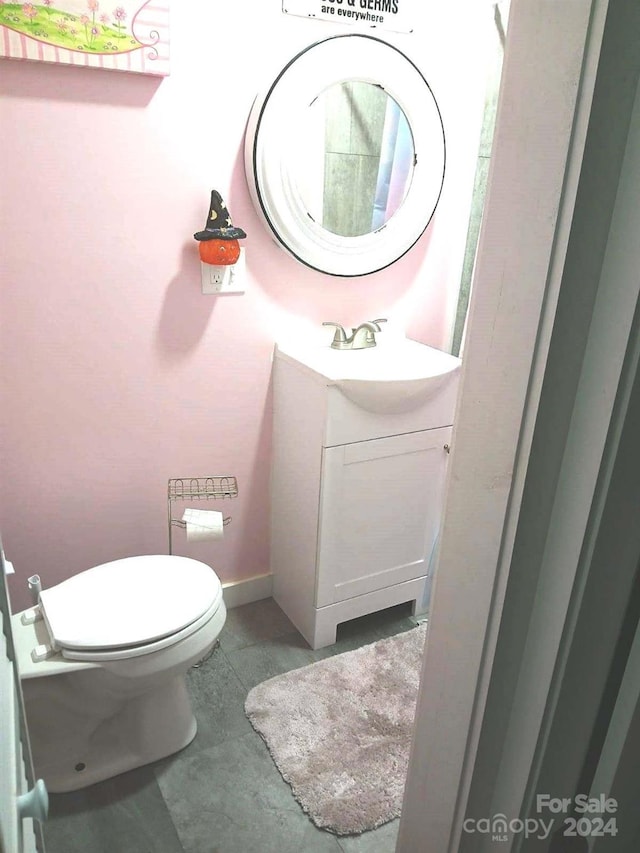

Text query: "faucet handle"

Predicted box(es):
[369, 318, 388, 330]
[322, 322, 348, 345]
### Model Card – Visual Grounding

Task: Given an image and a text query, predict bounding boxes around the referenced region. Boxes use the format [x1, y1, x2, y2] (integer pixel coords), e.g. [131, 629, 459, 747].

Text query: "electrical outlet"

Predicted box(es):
[201, 264, 226, 294]
[200, 249, 245, 295]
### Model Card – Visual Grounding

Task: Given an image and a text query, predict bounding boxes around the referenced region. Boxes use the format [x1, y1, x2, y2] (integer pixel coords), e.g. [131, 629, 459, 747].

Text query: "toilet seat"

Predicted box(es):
[56, 592, 224, 662]
[38, 555, 223, 662]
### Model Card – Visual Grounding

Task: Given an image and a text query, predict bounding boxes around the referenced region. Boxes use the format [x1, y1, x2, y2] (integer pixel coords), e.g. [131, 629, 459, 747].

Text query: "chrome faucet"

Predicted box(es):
[350, 321, 382, 349]
[323, 319, 387, 350]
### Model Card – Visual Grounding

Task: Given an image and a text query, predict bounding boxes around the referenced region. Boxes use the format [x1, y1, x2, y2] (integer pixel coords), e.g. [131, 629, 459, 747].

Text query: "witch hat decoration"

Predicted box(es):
[194, 190, 247, 241]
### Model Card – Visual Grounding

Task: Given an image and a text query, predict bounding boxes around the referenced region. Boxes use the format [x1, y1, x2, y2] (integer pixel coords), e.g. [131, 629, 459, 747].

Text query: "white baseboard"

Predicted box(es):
[222, 573, 273, 609]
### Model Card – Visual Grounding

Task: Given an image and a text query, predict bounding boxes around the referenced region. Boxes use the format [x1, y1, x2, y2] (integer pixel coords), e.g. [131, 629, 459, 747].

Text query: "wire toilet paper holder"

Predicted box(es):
[168, 476, 238, 555]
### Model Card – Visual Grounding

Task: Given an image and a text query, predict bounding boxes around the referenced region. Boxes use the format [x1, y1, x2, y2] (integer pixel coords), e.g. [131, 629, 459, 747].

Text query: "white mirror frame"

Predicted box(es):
[244, 34, 446, 278]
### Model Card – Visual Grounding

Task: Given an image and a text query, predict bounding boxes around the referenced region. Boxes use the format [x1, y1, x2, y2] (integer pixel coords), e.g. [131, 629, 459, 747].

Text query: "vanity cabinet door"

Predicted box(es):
[315, 427, 451, 608]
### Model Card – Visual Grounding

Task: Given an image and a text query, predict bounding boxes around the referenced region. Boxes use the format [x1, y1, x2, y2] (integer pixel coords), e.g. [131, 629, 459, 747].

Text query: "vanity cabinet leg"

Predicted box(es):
[411, 596, 429, 618]
[311, 613, 338, 650]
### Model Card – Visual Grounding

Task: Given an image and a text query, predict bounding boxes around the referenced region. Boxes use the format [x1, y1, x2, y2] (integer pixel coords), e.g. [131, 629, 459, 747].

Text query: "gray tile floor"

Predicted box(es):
[44, 598, 419, 853]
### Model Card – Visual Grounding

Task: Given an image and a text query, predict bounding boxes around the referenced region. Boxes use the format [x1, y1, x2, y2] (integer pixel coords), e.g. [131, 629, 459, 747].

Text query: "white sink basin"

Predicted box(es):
[275, 338, 461, 414]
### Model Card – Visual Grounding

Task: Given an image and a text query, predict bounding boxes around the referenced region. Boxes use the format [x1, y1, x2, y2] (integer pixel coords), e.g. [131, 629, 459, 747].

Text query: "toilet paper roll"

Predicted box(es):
[181, 508, 224, 542]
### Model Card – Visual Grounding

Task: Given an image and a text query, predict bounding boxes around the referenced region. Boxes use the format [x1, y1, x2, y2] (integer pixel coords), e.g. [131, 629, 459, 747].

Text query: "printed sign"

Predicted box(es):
[283, 0, 413, 34]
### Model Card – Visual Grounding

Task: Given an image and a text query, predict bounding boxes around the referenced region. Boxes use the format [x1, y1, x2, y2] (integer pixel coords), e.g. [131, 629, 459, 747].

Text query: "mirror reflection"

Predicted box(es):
[299, 82, 415, 238]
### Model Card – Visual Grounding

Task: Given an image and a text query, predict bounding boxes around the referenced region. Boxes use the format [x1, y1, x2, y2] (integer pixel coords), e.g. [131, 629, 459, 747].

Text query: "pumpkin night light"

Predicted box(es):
[194, 190, 246, 265]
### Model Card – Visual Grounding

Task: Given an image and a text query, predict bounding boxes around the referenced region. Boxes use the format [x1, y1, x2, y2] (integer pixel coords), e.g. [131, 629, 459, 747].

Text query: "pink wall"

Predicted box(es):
[0, 2, 489, 611]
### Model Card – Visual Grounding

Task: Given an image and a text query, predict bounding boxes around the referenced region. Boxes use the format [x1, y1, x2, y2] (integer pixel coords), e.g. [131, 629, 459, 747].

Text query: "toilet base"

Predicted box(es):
[23, 672, 198, 793]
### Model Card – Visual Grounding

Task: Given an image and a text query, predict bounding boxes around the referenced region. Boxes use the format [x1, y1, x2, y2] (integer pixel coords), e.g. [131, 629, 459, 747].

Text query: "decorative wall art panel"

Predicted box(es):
[0, 1, 169, 75]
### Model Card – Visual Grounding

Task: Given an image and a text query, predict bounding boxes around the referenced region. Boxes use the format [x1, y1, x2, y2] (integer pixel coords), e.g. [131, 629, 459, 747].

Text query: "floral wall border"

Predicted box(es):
[0, 0, 169, 76]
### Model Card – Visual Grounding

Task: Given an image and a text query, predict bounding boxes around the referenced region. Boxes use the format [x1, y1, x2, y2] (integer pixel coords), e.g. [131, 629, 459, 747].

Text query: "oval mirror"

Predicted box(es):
[244, 34, 445, 277]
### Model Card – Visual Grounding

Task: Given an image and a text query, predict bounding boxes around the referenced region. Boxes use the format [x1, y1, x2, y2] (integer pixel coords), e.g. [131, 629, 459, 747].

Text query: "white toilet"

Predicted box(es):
[11, 554, 226, 793]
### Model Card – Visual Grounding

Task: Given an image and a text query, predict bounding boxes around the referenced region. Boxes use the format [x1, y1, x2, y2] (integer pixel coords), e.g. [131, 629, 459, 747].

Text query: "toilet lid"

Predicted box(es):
[39, 555, 222, 651]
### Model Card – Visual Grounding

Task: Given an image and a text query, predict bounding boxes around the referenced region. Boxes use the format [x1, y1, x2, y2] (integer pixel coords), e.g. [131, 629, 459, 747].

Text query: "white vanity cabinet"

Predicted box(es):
[271, 342, 459, 649]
